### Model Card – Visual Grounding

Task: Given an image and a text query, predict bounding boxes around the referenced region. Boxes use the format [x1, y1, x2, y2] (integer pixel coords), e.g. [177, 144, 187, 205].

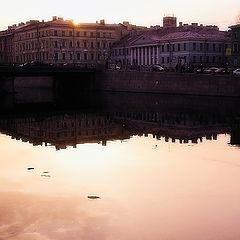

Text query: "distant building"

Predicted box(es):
[0, 17, 145, 65]
[163, 16, 177, 28]
[0, 28, 14, 64]
[111, 17, 231, 69]
[229, 24, 240, 67]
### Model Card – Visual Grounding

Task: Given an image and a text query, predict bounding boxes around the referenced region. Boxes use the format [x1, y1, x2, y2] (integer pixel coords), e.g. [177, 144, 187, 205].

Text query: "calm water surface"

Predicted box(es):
[0, 92, 240, 240]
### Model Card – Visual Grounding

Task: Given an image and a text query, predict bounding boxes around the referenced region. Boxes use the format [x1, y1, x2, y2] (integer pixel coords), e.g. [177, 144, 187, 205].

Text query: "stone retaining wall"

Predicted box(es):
[99, 70, 240, 97]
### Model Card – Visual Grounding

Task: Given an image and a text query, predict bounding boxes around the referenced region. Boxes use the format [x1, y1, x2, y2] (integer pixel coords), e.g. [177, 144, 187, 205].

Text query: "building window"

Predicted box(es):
[62, 41, 66, 47]
[77, 53, 80, 60]
[178, 43, 180, 51]
[206, 56, 209, 63]
[206, 43, 209, 51]
[200, 43, 203, 51]
[84, 53, 87, 60]
[70, 41, 73, 47]
[91, 42, 94, 48]
[62, 31, 65, 36]
[200, 56, 203, 63]
[167, 44, 170, 52]
[77, 41, 80, 48]
[54, 52, 58, 60]
[162, 57, 164, 63]
[219, 44, 222, 52]
[234, 43, 238, 53]
[161, 45, 164, 52]
[84, 42, 87, 48]
[54, 30, 58, 36]
[213, 43, 216, 52]
[62, 53, 65, 60]
[167, 57, 169, 63]
[54, 41, 58, 48]
[77, 31, 80, 37]
[70, 53, 73, 60]
[69, 31, 73, 36]
[193, 43, 196, 51]
[90, 32, 93, 37]
[91, 53, 94, 60]
[193, 56, 196, 63]
[172, 44, 175, 52]
[183, 43, 186, 51]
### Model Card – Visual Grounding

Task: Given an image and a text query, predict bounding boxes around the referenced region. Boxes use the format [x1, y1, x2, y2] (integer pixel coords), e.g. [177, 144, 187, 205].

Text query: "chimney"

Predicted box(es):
[100, 19, 105, 25]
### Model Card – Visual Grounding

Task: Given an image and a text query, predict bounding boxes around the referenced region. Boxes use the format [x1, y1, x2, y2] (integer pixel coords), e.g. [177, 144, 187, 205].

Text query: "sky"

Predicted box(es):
[0, 0, 240, 30]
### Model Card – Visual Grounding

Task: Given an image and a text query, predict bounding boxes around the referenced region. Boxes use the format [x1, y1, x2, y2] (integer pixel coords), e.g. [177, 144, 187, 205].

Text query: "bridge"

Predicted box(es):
[0, 65, 99, 76]
[0, 66, 101, 93]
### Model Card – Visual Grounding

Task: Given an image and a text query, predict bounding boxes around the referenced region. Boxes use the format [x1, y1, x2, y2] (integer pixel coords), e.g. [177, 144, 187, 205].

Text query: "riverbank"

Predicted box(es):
[98, 70, 240, 97]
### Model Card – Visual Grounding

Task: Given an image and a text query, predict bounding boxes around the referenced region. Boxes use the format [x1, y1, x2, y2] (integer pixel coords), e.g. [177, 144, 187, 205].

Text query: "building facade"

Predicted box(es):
[0, 17, 130, 65]
[229, 24, 240, 67]
[112, 18, 231, 69]
[0, 28, 14, 64]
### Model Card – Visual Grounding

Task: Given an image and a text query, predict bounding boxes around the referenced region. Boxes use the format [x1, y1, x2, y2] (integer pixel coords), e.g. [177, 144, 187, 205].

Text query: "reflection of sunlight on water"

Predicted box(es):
[1, 133, 240, 239]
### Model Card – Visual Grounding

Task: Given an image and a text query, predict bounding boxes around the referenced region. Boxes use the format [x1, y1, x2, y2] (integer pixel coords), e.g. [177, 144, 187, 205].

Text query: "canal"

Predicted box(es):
[0, 90, 240, 240]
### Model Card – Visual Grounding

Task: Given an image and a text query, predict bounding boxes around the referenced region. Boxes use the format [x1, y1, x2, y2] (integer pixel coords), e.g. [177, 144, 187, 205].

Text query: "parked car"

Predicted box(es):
[150, 65, 164, 72]
[203, 67, 219, 74]
[214, 68, 225, 73]
[233, 68, 240, 76]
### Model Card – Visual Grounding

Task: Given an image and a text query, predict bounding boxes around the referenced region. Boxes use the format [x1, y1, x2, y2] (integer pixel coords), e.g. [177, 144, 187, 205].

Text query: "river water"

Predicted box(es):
[0, 91, 240, 240]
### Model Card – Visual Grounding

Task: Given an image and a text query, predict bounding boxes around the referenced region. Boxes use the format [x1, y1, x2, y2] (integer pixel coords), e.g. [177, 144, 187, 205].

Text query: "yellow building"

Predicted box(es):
[1, 17, 129, 65]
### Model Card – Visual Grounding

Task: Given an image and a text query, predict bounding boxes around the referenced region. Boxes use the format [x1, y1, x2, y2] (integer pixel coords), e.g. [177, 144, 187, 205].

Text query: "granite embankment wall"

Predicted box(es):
[99, 70, 240, 97]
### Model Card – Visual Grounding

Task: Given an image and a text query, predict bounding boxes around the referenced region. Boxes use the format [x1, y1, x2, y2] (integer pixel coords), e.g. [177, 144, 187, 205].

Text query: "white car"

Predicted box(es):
[233, 68, 240, 76]
[151, 65, 164, 72]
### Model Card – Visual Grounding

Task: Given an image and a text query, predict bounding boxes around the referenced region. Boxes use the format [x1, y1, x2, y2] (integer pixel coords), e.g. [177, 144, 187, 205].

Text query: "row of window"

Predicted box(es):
[15, 51, 108, 62]
[55, 118, 108, 128]
[54, 52, 108, 61]
[15, 40, 112, 52]
[54, 30, 112, 38]
[54, 128, 111, 139]
[132, 55, 225, 65]
[54, 40, 111, 49]
[16, 30, 113, 41]
[114, 42, 229, 56]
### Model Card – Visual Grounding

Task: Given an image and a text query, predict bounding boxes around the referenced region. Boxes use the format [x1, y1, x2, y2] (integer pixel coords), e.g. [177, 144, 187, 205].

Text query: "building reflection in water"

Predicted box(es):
[0, 91, 240, 150]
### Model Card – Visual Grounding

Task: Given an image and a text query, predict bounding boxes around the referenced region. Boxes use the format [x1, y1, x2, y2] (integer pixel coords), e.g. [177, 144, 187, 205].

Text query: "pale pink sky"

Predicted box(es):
[1, 0, 240, 30]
